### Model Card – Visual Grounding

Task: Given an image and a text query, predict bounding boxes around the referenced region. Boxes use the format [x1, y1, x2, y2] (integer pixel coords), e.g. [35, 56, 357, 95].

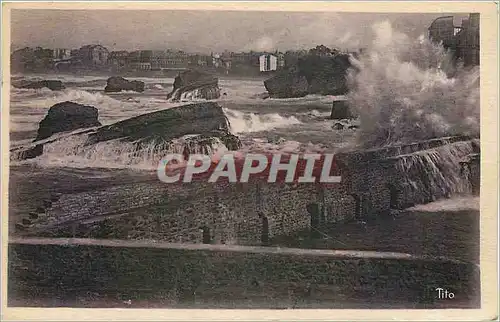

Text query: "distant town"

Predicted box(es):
[10, 44, 357, 76]
[11, 12, 479, 77]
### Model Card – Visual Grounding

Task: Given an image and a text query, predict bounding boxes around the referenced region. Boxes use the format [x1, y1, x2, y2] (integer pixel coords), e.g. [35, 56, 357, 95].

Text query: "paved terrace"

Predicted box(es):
[8, 237, 480, 309]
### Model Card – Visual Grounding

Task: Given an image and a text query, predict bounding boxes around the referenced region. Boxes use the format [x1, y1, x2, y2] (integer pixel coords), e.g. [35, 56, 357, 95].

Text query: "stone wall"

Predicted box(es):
[19, 136, 480, 246]
[8, 239, 480, 308]
[335, 136, 479, 213]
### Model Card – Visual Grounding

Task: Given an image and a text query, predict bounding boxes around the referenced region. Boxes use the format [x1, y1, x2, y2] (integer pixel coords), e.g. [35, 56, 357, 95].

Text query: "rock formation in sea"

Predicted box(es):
[86, 101, 241, 152]
[12, 80, 65, 91]
[330, 100, 355, 120]
[11, 102, 241, 162]
[104, 76, 145, 93]
[167, 70, 221, 101]
[35, 101, 102, 141]
[264, 53, 352, 98]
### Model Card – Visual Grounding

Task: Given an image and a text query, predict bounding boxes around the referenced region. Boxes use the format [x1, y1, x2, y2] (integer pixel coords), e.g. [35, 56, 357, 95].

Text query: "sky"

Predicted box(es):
[10, 10, 469, 53]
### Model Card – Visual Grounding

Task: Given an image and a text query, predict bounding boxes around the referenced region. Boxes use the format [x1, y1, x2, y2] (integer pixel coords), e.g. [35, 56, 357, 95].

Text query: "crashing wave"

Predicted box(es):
[347, 21, 479, 148]
[11, 133, 230, 170]
[223, 108, 301, 134]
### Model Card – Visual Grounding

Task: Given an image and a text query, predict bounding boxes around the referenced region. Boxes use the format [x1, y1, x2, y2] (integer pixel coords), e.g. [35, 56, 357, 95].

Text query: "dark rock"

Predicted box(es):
[15, 223, 26, 231]
[263, 72, 309, 98]
[330, 100, 354, 120]
[35, 101, 102, 141]
[14, 144, 44, 160]
[29, 212, 39, 220]
[22, 218, 32, 226]
[332, 122, 345, 130]
[13, 80, 65, 91]
[167, 70, 220, 101]
[104, 76, 145, 93]
[88, 101, 235, 145]
[87, 101, 241, 154]
[264, 54, 353, 98]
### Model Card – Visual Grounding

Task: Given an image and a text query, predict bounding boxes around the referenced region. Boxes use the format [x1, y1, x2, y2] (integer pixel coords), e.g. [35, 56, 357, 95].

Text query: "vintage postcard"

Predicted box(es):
[1, 1, 498, 321]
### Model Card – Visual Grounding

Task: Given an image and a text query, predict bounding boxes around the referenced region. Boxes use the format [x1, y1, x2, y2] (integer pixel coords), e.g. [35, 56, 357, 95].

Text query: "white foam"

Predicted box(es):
[239, 138, 328, 155]
[223, 108, 301, 134]
[406, 196, 479, 212]
[14, 133, 230, 171]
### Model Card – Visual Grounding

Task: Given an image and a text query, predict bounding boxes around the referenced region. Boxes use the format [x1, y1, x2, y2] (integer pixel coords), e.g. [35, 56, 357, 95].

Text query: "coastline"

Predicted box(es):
[11, 69, 272, 82]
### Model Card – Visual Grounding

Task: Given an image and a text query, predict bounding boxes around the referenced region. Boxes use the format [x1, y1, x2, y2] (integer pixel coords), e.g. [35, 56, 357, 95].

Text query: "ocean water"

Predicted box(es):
[9, 23, 480, 172]
[9, 74, 354, 171]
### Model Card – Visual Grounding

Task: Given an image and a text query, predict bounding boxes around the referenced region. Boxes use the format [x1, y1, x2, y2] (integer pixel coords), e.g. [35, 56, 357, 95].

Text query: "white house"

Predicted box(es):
[259, 54, 277, 72]
[212, 53, 221, 68]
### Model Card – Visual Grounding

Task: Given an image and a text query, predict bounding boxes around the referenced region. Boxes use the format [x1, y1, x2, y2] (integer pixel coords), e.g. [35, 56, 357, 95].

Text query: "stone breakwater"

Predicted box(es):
[8, 238, 480, 308]
[13, 136, 480, 246]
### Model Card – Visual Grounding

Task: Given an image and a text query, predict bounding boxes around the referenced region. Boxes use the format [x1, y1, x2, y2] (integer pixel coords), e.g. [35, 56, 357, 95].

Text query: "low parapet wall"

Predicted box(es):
[15, 136, 480, 246]
[8, 238, 480, 308]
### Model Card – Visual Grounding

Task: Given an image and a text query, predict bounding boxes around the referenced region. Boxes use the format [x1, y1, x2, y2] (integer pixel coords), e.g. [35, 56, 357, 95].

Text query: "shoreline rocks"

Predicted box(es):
[104, 76, 145, 93]
[35, 101, 102, 141]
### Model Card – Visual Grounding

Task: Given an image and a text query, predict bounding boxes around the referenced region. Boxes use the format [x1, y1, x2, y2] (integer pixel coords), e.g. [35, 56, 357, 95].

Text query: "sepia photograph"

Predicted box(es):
[1, 2, 498, 320]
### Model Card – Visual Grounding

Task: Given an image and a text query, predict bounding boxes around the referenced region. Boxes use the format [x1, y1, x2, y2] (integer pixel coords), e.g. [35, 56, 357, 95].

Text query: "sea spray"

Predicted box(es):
[347, 21, 480, 148]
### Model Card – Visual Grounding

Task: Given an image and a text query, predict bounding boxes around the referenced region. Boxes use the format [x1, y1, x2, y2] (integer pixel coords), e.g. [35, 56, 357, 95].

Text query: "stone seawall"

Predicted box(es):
[336, 136, 480, 214]
[15, 136, 480, 246]
[8, 238, 480, 308]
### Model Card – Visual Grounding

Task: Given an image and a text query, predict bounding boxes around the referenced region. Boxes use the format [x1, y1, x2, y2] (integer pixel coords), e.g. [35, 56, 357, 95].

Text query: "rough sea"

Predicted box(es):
[9, 74, 355, 171]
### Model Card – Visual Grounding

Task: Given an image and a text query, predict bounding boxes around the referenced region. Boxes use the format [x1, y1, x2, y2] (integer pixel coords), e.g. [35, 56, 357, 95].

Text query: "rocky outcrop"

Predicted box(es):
[12, 102, 241, 161]
[86, 101, 240, 152]
[330, 100, 355, 120]
[104, 76, 145, 93]
[167, 70, 221, 101]
[12, 80, 65, 91]
[264, 54, 352, 98]
[35, 101, 102, 141]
